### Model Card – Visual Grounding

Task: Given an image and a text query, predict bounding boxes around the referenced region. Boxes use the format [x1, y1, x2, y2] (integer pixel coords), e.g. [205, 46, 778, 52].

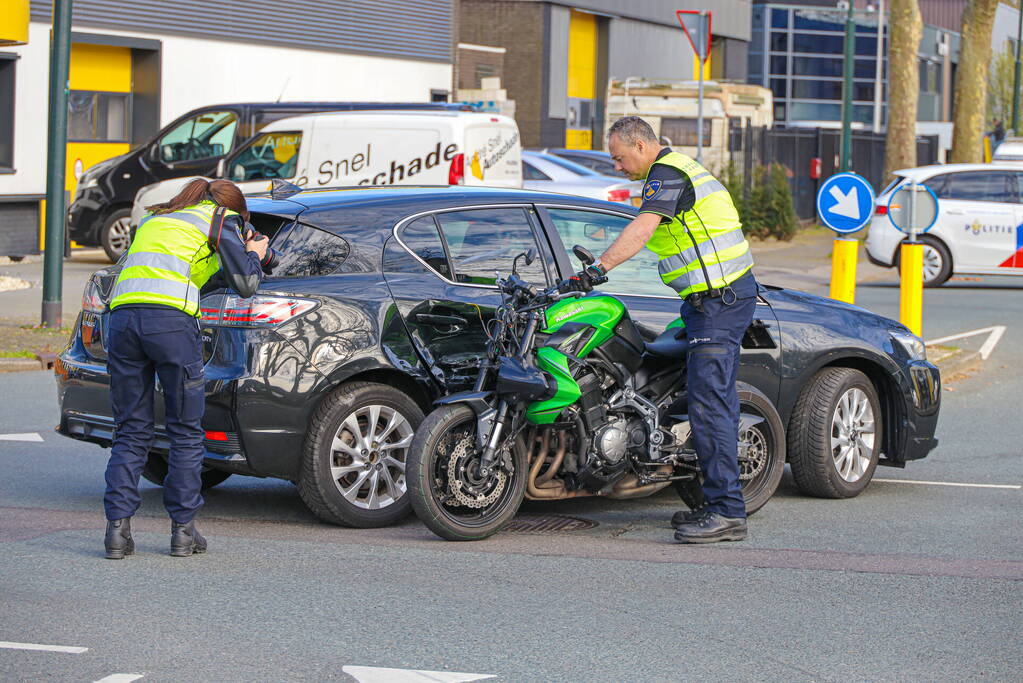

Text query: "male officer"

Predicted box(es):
[103, 178, 268, 559]
[568, 116, 757, 543]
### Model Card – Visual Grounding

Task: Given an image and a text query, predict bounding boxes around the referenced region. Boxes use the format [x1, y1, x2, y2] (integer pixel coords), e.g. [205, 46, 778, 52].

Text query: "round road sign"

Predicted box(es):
[887, 183, 939, 235]
[816, 172, 876, 234]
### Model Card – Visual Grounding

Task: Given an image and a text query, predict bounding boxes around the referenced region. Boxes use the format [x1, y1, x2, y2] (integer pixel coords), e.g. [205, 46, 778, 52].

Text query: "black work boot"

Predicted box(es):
[170, 520, 207, 557]
[671, 506, 708, 528]
[673, 511, 748, 544]
[104, 518, 135, 560]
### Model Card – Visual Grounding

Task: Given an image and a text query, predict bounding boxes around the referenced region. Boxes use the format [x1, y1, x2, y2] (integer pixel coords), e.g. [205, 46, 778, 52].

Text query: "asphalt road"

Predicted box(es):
[1, 269, 1021, 682]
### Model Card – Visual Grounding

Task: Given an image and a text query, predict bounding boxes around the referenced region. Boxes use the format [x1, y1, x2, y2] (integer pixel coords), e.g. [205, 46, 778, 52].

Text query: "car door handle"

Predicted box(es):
[414, 313, 469, 327]
[946, 209, 965, 215]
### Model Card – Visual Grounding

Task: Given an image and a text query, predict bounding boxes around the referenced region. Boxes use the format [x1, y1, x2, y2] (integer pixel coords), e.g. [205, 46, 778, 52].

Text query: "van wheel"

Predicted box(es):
[100, 208, 133, 262]
[141, 453, 233, 490]
[898, 236, 951, 287]
[298, 382, 424, 528]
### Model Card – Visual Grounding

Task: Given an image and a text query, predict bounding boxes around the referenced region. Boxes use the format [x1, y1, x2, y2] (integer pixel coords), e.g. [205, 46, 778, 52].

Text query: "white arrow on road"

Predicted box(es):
[342, 666, 496, 683]
[926, 325, 1006, 360]
[0, 432, 43, 442]
[828, 185, 860, 219]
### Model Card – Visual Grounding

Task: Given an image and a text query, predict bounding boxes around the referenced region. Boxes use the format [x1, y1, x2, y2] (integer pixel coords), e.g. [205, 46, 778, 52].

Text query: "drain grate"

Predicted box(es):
[504, 514, 598, 533]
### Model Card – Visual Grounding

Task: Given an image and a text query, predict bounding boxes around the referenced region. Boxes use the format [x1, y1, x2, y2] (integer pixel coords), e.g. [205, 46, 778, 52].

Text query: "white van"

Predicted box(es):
[131, 110, 522, 226]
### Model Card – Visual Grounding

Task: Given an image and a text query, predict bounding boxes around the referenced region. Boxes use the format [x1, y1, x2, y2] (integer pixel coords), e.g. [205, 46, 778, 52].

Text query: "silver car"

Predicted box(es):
[522, 150, 641, 206]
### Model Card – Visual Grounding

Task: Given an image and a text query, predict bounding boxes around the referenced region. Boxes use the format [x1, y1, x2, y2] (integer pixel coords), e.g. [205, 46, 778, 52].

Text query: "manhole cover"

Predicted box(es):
[504, 514, 598, 533]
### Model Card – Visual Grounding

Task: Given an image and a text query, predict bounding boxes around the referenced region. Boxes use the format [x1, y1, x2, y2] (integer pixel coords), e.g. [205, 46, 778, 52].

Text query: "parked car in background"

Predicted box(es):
[992, 137, 1023, 162]
[68, 101, 474, 261]
[131, 110, 522, 229]
[521, 150, 641, 205]
[57, 186, 940, 529]
[865, 163, 1023, 286]
[536, 148, 624, 177]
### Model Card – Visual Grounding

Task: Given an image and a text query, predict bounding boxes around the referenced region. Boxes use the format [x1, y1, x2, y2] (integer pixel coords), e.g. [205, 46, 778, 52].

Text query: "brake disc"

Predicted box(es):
[446, 435, 508, 508]
[738, 426, 767, 481]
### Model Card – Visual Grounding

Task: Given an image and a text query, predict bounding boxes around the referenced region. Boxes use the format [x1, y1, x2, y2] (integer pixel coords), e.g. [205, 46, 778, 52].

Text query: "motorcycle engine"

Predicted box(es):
[593, 417, 646, 465]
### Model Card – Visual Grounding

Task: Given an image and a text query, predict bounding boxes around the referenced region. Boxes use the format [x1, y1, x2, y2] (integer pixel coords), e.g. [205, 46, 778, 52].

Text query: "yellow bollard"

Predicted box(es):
[829, 238, 858, 303]
[899, 242, 924, 336]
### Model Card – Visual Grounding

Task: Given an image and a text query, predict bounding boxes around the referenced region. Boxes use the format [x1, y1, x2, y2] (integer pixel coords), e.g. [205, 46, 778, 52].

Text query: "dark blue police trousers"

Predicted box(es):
[104, 306, 206, 523]
[680, 271, 758, 519]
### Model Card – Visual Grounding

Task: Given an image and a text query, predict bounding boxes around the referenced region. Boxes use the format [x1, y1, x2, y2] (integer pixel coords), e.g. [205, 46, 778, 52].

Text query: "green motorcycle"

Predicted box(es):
[407, 246, 785, 541]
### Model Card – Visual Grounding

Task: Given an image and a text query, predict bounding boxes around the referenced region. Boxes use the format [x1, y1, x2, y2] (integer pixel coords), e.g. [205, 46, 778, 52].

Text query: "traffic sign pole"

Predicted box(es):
[816, 172, 875, 305]
[899, 179, 924, 334]
[829, 238, 858, 303]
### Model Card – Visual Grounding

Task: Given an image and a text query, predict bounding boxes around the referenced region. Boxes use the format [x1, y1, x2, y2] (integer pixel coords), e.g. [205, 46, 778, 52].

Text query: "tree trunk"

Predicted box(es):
[950, 0, 1001, 163]
[884, 0, 923, 181]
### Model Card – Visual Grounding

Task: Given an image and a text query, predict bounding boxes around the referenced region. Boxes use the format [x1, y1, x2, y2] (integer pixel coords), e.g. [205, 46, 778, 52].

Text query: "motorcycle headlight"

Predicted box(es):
[891, 331, 926, 360]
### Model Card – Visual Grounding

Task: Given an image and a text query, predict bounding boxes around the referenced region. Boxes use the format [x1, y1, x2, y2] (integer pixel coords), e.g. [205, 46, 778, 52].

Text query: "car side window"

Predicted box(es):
[157, 111, 238, 163]
[921, 174, 948, 197]
[398, 216, 452, 278]
[522, 161, 551, 181]
[270, 223, 350, 278]
[434, 208, 547, 286]
[228, 131, 302, 182]
[545, 208, 667, 297]
[943, 172, 1013, 203]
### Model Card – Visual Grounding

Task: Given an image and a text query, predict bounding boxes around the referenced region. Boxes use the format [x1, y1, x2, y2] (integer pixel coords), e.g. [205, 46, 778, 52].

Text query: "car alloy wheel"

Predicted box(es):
[921, 244, 943, 284]
[329, 404, 413, 510]
[830, 387, 876, 483]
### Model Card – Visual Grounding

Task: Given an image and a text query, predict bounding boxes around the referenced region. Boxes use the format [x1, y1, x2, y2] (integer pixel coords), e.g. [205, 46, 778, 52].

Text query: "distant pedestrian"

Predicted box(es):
[103, 178, 269, 559]
[992, 119, 1006, 152]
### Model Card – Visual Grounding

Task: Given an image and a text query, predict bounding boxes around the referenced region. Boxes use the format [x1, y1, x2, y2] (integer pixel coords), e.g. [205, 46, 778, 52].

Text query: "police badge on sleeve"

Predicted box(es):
[643, 179, 662, 200]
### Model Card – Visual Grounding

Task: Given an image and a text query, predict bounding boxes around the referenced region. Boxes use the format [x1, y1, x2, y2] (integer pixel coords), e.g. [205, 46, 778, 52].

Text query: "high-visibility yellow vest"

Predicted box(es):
[644, 152, 753, 298]
[110, 201, 232, 317]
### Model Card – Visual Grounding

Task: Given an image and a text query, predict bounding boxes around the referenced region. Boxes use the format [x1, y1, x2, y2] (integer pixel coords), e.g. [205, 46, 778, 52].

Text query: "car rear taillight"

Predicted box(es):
[81, 279, 107, 314]
[448, 153, 465, 185]
[875, 204, 888, 215]
[201, 294, 318, 328]
[205, 431, 229, 441]
[606, 189, 631, 203]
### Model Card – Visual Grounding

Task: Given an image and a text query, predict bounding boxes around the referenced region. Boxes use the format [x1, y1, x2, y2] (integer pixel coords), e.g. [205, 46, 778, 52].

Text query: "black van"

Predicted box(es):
[67, 101, 471, 261]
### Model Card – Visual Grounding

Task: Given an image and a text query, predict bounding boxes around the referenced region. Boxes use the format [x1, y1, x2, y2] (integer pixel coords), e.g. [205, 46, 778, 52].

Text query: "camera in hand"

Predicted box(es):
[245, 228, 279, 274]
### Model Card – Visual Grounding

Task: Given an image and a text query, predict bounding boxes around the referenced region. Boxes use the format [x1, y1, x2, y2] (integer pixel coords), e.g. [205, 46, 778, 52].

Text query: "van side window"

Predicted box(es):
[228, 131, 302, 182]
[435, 208, 547, 286]
[398, 216, 452, 278]
[271, 224, 350, 278]
[157, 111, 238, 163]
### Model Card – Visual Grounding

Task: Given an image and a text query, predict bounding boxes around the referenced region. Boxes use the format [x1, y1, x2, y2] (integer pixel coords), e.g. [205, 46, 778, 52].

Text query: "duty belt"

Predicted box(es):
[686, 286, 737, 311]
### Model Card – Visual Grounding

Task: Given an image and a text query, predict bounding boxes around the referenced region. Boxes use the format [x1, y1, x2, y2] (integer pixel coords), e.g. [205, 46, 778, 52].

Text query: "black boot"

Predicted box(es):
[670, 506, 708, 528]
[104, 518, 134, 560]
[170, 520, 207, 557]
[673, 511, 748, 544]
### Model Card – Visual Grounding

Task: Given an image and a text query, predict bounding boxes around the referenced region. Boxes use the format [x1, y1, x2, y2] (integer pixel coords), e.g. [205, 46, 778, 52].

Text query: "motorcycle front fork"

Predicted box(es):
[477, 399, 508, 476]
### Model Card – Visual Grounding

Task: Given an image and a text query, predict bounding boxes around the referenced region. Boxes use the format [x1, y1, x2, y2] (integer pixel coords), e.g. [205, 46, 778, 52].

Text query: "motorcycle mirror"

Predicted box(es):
[524, 248, 536, 266]
[573, 245, 595, 265]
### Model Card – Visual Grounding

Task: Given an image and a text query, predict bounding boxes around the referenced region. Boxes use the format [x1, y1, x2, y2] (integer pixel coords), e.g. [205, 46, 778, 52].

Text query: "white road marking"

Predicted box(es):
[342, 666, 496, 683]
[94, 675, 144, 683]
[925, 325, 1006, 360]
[0, 432, 44, 442]
[874, 478, 1021, 490]
[0, 640, 88, 654]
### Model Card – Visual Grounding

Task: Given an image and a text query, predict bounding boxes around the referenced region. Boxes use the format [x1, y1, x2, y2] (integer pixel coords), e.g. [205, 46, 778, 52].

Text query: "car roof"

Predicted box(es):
[540, 148, 612, 158]
[199, 102, 472, 112]
[247, 185, 635, 226]
[892, 162, 1023, 177]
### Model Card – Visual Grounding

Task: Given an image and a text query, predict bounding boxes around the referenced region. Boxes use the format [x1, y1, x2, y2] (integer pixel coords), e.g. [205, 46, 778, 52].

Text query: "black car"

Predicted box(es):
[55, 186, 941, 527]
[67, 101, 472, 261]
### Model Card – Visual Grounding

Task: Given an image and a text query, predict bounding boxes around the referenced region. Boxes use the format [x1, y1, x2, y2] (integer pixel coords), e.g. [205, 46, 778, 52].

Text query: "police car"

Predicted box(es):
[865, 163, 1023, 286]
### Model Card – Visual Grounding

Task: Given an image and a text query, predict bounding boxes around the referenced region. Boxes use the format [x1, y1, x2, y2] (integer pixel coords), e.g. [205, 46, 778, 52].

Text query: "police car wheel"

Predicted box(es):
[898, 236, 951, 288]
[141, 453, 233, 490]
[298, 381, 424, 528]
[100, 208, 134, 262]
[787, 367, 881, 499]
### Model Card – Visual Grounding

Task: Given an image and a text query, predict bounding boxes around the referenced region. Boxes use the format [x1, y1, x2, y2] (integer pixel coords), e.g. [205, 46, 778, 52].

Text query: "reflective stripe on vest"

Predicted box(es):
[110, 202, 233, 317]
[644, 151, 753, 298]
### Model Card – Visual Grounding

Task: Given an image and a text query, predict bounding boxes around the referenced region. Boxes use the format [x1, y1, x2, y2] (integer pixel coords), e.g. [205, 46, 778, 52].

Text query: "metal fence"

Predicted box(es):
[728, 125, 941, 220]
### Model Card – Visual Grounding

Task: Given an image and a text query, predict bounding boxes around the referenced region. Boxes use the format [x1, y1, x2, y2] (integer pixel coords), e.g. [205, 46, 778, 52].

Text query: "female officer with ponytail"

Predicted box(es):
[103, 178, 268, 559]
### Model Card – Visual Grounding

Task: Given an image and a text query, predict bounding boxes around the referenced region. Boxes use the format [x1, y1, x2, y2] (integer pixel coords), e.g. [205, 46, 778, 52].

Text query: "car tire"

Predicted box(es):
[100, 208, 133, 262]
[141, 453, 233, 490]
[298, 381, 424, 528]
[787, 367, 882, 499]
[898, 236, 951, 288]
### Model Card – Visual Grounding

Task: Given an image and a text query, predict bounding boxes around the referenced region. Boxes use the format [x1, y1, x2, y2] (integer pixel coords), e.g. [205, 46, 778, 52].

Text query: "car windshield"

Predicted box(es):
[528, 153, 600, 177]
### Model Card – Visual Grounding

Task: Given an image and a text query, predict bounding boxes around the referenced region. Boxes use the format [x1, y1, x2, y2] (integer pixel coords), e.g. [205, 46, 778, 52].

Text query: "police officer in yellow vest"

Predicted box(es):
[568, 116, 757, 543]
[103, 178, 268, 559]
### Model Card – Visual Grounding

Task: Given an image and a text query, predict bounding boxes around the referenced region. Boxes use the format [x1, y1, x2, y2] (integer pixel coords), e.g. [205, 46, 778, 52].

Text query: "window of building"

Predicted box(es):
[789, 101, 842, 121]
[770, 32, 788, 51]
[0, 54, 15, 171]
[157, 110, 238, 163]
[770, 8, 789, 28]
[793, 56, 843, 78]
[770, 56, 787, 75]
[770, 78, 788, 99]
[435, 208, 546, 286]
[793, 33, 844, 54]
[398, 216, 451, 278]
[271, 223, 350, 278]
[228, 131, 302, 182]
[660, 118, 712, 147]
[67, 91, 130, 142]
[792, 79, 840, 100]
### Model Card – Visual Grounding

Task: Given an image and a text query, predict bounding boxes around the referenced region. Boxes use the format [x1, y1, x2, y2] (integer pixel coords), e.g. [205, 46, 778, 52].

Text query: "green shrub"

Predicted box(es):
[715, 161, 798, 241]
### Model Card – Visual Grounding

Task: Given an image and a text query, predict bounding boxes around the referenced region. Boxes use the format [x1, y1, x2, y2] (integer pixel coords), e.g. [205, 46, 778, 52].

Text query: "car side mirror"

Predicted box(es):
[573, 245, 595, 265]
[583, 223, 608, 241]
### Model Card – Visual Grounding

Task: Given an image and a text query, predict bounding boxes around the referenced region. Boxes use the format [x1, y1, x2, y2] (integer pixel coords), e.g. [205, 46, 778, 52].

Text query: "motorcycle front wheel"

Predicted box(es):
[408, 404, 528, 541]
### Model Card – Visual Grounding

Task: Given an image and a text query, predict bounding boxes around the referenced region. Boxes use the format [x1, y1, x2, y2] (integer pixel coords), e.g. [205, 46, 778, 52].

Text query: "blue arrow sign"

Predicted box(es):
[816, 172, 876, 234]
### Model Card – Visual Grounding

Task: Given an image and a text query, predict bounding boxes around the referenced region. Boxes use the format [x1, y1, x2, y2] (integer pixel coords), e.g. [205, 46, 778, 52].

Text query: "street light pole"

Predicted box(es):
[872, 0, 885, 134]
[1012, 4, 1022, 134]
[41, 0, 73, 328]
[839, 0, 856, 172]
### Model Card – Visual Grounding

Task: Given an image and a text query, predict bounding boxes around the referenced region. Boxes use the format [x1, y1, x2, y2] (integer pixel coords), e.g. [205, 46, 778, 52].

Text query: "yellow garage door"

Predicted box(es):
[566, 9, 596, 150]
